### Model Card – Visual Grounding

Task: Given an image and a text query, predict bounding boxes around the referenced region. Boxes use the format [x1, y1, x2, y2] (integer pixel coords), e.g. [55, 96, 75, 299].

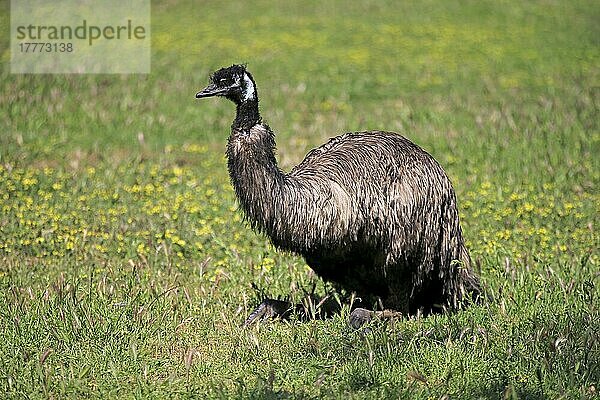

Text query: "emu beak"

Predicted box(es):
[195, 83, 227, 99]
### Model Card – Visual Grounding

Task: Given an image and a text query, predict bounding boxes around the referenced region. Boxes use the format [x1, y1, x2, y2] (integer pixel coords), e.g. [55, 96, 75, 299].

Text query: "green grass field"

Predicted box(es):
[1, 0, 599, 398]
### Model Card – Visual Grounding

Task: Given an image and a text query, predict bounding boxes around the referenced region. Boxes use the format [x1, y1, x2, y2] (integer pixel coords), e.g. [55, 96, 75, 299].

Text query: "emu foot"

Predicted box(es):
[349, 308, 373, 330]
[348, 308, 403, 330]
[244, 298, 294, 326]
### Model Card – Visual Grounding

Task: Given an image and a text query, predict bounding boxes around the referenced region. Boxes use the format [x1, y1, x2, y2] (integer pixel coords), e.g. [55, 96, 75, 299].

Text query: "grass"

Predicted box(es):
[0, 0, 599, 398]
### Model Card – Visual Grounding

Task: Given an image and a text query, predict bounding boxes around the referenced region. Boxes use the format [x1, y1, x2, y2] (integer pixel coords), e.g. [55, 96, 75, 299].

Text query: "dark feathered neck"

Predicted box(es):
[230, 70, 261, 131]
[233, 99, 261, 131]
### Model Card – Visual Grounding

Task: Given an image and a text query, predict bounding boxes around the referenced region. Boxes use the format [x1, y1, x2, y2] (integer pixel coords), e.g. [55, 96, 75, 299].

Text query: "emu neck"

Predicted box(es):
[228, 86, 284, 233]
[233, 99, 261, 132]
[226, 123, 285, 237]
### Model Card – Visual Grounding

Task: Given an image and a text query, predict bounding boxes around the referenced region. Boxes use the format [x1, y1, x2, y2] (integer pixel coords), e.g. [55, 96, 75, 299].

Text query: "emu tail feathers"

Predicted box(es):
[440, 198, 482, 311]
[455, 243, 482, 307]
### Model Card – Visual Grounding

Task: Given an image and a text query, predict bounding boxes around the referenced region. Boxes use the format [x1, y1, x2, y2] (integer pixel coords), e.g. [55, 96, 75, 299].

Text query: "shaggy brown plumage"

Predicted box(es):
[196, 64, 480, 319]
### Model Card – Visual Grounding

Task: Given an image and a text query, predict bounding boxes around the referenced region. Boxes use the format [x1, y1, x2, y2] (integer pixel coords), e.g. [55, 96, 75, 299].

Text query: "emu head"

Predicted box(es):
[196, 64, 256, 105]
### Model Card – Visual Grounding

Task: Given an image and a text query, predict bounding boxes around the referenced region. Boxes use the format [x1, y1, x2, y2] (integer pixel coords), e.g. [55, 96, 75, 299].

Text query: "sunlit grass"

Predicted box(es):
[1, 0, 599, 398]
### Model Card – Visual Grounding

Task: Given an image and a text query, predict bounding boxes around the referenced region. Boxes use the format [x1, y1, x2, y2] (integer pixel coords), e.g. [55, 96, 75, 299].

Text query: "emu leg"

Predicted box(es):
[349, 308, 403, 330]
[244, 295, 340, 326]
[244, 298, 295, 326]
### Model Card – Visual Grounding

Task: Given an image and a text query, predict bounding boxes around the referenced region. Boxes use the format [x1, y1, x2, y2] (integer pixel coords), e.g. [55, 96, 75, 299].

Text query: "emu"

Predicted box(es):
[196, 64, 480, 327]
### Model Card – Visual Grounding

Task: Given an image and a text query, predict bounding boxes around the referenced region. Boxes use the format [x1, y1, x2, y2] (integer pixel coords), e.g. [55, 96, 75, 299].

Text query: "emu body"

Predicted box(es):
[197, 64, 480, 319]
